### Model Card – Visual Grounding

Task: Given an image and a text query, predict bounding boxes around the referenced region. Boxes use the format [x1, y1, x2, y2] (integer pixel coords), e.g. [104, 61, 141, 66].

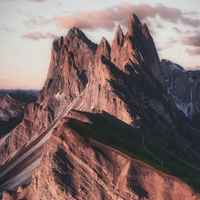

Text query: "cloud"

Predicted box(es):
[156, 23, 164, 29]
[181, 31, 200, 55]
[186, 47, 200, 55]
[55, 3, 200, 31]
[29, 0, 47, 2]
[23, 32, 57, 40]
[24, 16, 52, 27]
[1, 0, 51, 1]
[0, 25, 15, 33]
[173, 27, 181, 33]
[182, 32, 200, 47]
[157, 38, 177, 52]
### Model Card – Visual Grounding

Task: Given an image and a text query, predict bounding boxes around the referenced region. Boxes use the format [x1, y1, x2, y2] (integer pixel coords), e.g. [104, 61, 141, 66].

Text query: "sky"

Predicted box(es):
[0, 0, 200, 89]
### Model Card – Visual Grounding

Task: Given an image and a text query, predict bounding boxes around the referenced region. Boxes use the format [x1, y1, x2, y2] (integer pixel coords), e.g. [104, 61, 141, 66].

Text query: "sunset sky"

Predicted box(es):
[0, 0, 200, 89]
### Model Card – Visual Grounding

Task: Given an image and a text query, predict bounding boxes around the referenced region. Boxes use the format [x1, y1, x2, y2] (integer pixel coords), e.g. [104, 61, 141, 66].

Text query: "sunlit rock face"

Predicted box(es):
[111, 15, 161, 77]
[13, 112, 197, 200]
[0, 13, 200, 200]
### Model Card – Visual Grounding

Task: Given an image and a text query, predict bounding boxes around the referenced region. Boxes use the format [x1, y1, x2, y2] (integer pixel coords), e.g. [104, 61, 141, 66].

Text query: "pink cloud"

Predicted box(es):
[186, 47, 200, 55]
[29, 0, 47, 2]
[181, 31, 200, 55]
[24, 16, 52, 27]
[55, 3, 200, 31]
[23, 32, 57, 40]
[182, 33, 200, 47]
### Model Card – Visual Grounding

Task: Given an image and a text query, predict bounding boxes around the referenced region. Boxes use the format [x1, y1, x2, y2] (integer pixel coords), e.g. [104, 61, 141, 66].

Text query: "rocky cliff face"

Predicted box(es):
[160, 59, 200, 118]
[0, 14, 200, 200]
[0, 95, 24, 138]
[6, 111, 197, 200]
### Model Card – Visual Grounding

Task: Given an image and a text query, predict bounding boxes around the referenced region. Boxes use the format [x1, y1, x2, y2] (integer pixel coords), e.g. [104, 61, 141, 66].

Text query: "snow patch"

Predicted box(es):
[54, 92, 65, 101]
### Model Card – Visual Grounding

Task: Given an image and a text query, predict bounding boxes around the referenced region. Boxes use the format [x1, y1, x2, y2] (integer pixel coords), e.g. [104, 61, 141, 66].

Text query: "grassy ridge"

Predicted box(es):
[67, 111, 200, 192]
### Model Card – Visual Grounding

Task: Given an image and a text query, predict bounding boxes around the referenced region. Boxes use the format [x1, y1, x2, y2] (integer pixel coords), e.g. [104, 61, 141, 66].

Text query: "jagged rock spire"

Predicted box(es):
[127, 13, 142, 37]
[113, 25, 124, 47]
[67, 27, 85, 38]
[66, 27, 97, 51]
[141, 23, 151, 39]
[96, 37, 111, 61]
[111, 14, 143, 70]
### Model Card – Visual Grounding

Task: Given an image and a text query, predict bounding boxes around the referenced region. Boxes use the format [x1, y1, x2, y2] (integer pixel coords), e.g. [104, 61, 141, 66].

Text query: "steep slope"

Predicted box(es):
[5, 111, 198, 200]
[0, 28, 97, 165]
[1, 110, 199, 200]
[0, 90, 38, 138]
[0, 95, 24, 137]
[0, 13, 200, 200]
[0, 90, 38, 105]
[160, 59, 200, 118]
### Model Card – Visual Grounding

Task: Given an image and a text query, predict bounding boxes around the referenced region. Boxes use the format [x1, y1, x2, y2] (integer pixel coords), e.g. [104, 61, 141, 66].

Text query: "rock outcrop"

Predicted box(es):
[160, 59, 200, 131]
[0, 95, 24, 138]
[6, 111, 198, 200]
[160, 59, 200, 120]
[0, 13, 200, 200]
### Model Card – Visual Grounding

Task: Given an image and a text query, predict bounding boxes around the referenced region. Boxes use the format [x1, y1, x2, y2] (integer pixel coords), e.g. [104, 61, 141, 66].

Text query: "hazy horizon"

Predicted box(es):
[0, 0, 200, 90]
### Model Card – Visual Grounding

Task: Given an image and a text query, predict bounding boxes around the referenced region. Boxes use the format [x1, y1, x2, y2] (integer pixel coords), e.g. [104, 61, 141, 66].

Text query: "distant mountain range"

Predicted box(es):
[160, 60, 200, 129]
[0, 90, 38, 137]
[0, 14, 200, 200]
[0, 90, 38, 104]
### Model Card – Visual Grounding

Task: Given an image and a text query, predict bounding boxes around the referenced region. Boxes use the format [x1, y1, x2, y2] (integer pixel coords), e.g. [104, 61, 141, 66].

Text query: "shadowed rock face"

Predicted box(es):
[0, 13, 200, 200]
[0, 95, 24, 137]
[160, 59, 200, 122]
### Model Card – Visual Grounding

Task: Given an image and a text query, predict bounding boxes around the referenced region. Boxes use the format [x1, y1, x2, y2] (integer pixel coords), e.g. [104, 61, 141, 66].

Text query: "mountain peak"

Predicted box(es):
[127, 13, 142, 36]
[141, 23, 151, 39]
[113, 25, 124, 46]
[99, 37, 110, 48]
[67, 27, 84, 37]
[66, 26, 97, 51]
[96, 37, 111, 60]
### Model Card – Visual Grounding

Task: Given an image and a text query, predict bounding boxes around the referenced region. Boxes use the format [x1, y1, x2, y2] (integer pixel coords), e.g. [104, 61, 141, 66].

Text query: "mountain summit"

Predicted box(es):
[0, 14, 200, 200]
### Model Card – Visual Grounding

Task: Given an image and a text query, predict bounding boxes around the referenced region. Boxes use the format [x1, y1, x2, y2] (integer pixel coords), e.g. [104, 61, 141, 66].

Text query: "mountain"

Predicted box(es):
[0, 95, 24, 137]
[160, 60, 200, 127]
[0, 14, 200, 200]
[0, 90, 38, 138]
[0, 90, 38, 105]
